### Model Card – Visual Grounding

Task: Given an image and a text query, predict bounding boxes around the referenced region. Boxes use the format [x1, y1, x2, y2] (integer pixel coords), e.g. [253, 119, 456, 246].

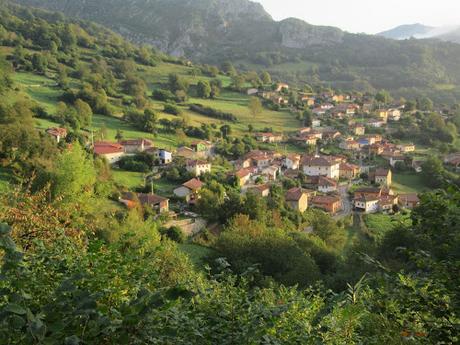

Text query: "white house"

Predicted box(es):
[354, 196, 380, 213]
[285, 153, 301, 170]
[301, 155, 341, 179]
[186, 160, 212, 176]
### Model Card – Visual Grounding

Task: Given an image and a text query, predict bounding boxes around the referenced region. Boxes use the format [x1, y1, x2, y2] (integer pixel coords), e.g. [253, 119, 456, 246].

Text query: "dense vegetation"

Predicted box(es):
[14, 0, 460, 103]
[0, 3, 458, 344]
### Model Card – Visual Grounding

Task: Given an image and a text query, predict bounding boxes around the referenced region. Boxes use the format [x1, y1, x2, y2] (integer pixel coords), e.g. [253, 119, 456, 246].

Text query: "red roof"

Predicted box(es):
[182, 178, 203, 191]
[46, 127, 67, 137]
[302, 155, 340, 167]
[311, 195, 341, 205]
[318, 176, 337, 187]
[285, 187, 305, 201]
[235, 168, 252, 179]
[94, 142, 124, 155]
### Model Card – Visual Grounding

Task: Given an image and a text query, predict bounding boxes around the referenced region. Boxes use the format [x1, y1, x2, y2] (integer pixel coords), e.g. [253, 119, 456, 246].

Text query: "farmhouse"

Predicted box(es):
[173, 178, 204, 204]
[302, 155, 341, 179]
[284, 153, 301, 170]
[374, 168, 392, 187]
[310, 195, 342, 214]
[120, 139, 153, 153]
[285, 187, 309, 213]
[399, 194, 420, 209]
[46, 127, 67, 143]
[234, 168, 253, 186]
[339, 162, 360, 180]
[317, 176, 338, 193]
[247, 184, 270, 198]
[94, 142, 125, 164]
[186, 160, 212, 176]
[255, 132, 283, 143]
[120, 192, 169, 213]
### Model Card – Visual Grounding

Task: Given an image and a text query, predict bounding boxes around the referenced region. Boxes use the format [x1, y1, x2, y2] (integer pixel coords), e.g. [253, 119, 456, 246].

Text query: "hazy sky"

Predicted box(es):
[255, 0, 460, 34]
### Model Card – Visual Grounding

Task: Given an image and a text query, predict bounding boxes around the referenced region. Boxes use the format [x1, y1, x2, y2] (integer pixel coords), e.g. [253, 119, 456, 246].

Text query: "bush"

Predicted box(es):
[162, 226, 186, 243]
[152, 89, 176, 102]
[118, 156, 150, 172]
[189, 104, 237, 122]
[164, 103, 182, 115]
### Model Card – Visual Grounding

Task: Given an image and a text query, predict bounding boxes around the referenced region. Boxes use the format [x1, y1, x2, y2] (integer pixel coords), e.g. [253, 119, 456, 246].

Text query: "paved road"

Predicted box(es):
[334, 184, 353, 219]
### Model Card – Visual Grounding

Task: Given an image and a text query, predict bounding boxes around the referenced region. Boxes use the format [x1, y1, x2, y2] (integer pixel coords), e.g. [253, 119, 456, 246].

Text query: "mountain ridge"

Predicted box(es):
[11, 0, 460, 102]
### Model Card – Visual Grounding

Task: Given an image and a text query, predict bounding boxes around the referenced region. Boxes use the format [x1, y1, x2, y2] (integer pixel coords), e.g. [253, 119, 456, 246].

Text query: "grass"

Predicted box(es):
[112, 170, 145, 189]
[178, 243, 215, 268]
[364, 213, 412, 241]
[392, 173, 429, 194]
[0, 167, 13, 193]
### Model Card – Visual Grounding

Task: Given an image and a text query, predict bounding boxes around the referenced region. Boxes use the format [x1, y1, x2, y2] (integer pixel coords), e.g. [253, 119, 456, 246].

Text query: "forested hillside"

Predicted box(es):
[0, 3, 459, 344]
[13, 0, 460, 103]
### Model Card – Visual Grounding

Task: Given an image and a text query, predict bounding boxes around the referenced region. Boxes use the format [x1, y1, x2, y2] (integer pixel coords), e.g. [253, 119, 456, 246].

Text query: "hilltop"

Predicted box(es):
[12, 0, 460, 103]
[378, 24, 435, 40]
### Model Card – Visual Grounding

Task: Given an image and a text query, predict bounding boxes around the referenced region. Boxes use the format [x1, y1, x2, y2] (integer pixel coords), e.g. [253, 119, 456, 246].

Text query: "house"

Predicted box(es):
[191, 140, 214, 158]
[186, 160, 212, 176]
[332, 94, 345, 103]
[247, 184, 270, 198]
[397, 143, 415, 153]
[46, 127, 67, 143]
[367, 119, 385, 128]
[376, 109, 389, 122]
[317, 176, 338, 193]
[255, 133, 283, 143]
[444, 153, 460, 170]
[275, 83, 289, 92]
[261, 165, 280, 181]
[399, 194, 420, 209]
[312, 107, 327, 116]
[362, 102, 373, 113]
[369, 143, 384, 155]
[302, 97, 316, 106]
[388, 155, 406, 168]
[235, 168, 253, 187]
[351, 124, 365, 136]
[285, 187, 309, 213]
[151, 148, 172, 165]
[247, 88, 259, 96]
[271, 95, 289, 105]
[340, 162, 360, 180]
[94, 142, 125, 164]
[321, 129, 341, 141]
[354, 196, 380, 213]
[120, 139, 153, 153]
[312, 119, 321, 128]
[320, 103, 335, 110]
[176, 146, 196, 159]
[311, 195, 342, 214]
[374, 168, 392, 187]
[120, 192, 169, 213]
[302, 155, 341, 179]
[388, 108, 401, 121]
[339, 139, 360, 151]
[173, 178, 204, 204]
[295, 134, 318, 146]
[354, 186, 395, 200]
[285, 153, 301, 170]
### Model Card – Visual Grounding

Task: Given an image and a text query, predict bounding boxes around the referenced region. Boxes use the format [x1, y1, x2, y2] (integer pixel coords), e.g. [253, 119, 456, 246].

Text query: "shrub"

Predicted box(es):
[189, 104, 237, 122]
[164, 103, 182, 115]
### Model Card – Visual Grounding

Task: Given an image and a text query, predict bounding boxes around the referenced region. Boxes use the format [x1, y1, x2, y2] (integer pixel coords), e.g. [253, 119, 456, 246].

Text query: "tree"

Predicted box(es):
[115, 129, 124, 142]
[168, 73, 189, 93]
[260, 71, 272, 85]
[31, 53, 47, 73]
[222, 61, 237, 76]
[375, 89, 391, 105]
[74, 99, 93, 127]
[220, 125, 231, 139]
[196, 80, 211, 98]
[248, 97, 263, 118]
[143, 109, 158, 135]
[303, 109, 313, 127]
[52, 143, 96, 203]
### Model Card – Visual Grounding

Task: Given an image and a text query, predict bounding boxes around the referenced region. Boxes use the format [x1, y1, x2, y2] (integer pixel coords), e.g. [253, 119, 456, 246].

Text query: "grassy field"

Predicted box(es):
[178, 243, 215, 269]
[364, 213, 412, 241]
[112, 170, 146, 189]
[392, 173, 429, 194]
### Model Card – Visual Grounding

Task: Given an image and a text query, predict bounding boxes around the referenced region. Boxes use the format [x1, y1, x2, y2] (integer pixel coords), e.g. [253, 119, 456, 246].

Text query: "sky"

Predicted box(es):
[254, 0, 460, 34]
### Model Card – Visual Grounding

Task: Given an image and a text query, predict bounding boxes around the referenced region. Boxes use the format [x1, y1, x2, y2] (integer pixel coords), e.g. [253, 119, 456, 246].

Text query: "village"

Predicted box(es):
[44, 81, 460, 233]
